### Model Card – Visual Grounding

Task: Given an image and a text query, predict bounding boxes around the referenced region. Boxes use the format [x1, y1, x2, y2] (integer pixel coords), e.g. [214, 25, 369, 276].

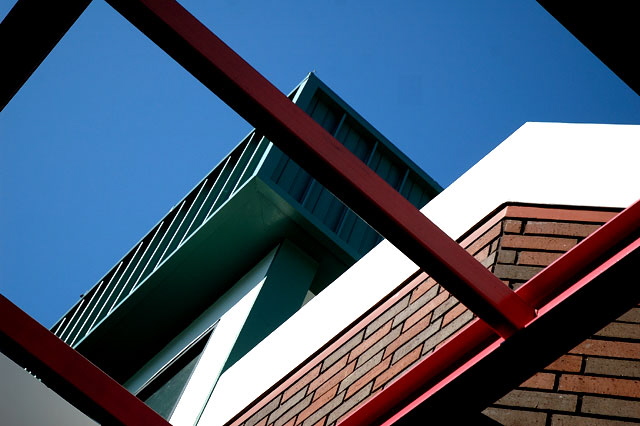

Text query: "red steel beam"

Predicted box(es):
[0, 1, 635, 424]
[0, 294, 171, 426]
[0, 0, 92, 111]
[339, 198, 640, 426]
[103, 0, 534, 337]
[390, 233, 640, 426]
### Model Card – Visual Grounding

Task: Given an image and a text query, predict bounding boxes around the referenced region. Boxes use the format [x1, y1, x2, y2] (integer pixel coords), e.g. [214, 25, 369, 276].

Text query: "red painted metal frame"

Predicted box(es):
[340, 198, 640, 426]
[0, 0, 533, 337]
[1, 0, 636, 424]
[102, 0, 534, 338]
[0, 294, 171, 426]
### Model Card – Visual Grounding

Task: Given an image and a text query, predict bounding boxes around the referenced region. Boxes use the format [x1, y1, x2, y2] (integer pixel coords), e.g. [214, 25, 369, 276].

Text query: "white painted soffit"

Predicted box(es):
[200, 122, 640, 426]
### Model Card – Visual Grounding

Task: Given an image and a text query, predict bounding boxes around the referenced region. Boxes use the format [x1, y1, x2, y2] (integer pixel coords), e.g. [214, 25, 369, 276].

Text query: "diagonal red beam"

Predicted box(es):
[0, 0, 92, 111]
[0, 294, 171, 426]
[103, 0, 534, 337]
[339, 198, 640, 426]
[388, 233, 640, 426]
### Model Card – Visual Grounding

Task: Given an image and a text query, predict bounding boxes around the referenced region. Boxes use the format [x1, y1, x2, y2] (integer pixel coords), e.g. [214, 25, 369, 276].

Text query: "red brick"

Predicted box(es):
[551, 413, 631, 426]
[282, 417, 296, 426]
[299, 390, 344, 426]
[309, 355, 349, 393]
[545, 355, 583, 373]
[345, 357, 391, 398]
[254, 416, 267, 426]
[393, 285, 439, 328]
[505, 205, 616, 223]
[570, 339, 640, 359]
[403, 307, 433, 332]
[313, 361, 355, 400]
[503, 219, 523, 234]
[558, 375, 640, 398]
[283, 364, 322, 401]
[321, 330, 364, 372]
[480, 251, 497, 268]
[595, 322, 640, 340]
[497, 249, 517, 264]
[297, 385, 339, 425]
[442, 303, 468, 326]
[355, 327, 401, 367]
[343, 352, 385, 393]
[409, 277, 437, 304]
[432, 295, 460, 319]
[395, 318, 445, 362]
[494, 389, 577, 411]
[581, 395, 640, 419]
[270, 393, 313, 426]
[423, 311, 473, 355]
[483, 407, 547, 426]
[524, 221, 600, 237]
[244, 395, 283, 426]
[473, 245, 490, 262]
[493, 264, 544, 281]
[365, 294, 410, 338]
[584, 358, 640, 378]
[500, 234, 577, 251]
[465, 223, 501, 256]
[326, 383, 373, 425]
[385, 314, 433, 358]
[518, 251, 563, 266]
[374, 345, 422, 390]
[404, 291, 448, 331]
[348, 321, 392, 362]
[520, 372, 556, 390]
[618, 308, 640, 323]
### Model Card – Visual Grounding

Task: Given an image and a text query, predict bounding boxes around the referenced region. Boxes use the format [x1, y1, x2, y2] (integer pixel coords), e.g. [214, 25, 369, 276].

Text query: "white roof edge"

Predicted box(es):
[199, 122, 640, 426]
[423, 122, 640, 239]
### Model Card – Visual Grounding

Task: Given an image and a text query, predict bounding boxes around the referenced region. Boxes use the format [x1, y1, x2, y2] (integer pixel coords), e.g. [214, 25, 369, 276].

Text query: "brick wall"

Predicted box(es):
[484, 306, 640, 426]
[482, 207, 640, 425]
[227, 204, 637, 426]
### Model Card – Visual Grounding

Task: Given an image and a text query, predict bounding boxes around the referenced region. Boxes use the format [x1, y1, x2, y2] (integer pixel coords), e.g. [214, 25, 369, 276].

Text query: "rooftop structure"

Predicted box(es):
[199, 122, 640, 426]
[48, 73, 440, 415]
[1, 1, 638, 426]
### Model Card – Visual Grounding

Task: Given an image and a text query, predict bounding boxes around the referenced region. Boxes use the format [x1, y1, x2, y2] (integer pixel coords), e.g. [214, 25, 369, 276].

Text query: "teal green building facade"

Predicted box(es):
[51, 74, 441, 419]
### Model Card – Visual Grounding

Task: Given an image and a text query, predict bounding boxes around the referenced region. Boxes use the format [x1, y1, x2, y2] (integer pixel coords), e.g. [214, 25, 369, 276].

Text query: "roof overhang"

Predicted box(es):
[73, 176, 356, 382]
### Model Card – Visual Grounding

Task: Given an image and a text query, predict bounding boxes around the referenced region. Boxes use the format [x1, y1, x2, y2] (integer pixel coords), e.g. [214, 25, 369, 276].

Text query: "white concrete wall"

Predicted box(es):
[198, 122, 640, 425]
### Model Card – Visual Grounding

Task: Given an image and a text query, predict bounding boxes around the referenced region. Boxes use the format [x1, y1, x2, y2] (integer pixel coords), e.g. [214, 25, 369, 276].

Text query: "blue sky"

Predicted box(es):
[1, 0, 639, 328]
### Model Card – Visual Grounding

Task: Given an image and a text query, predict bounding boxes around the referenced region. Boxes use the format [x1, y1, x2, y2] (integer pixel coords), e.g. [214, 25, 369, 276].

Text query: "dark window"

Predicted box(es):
[136, 322, 216, 419]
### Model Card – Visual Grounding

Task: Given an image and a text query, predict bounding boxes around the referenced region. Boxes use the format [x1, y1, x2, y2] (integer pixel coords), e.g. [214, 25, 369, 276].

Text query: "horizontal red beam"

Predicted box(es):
[104, 0, 534, 337]
[339, 198, 640, 426]
[0, 295, 171, 426]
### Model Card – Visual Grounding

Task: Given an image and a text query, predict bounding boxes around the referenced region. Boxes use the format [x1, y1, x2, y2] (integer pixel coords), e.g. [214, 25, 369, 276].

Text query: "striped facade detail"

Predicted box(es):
[52, 74, 440, 349]
[52, 131, 269, 346]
